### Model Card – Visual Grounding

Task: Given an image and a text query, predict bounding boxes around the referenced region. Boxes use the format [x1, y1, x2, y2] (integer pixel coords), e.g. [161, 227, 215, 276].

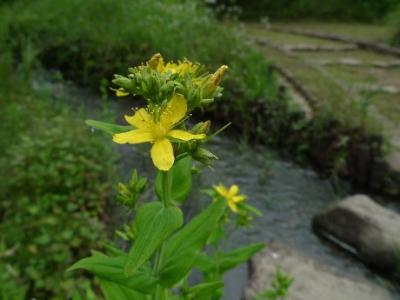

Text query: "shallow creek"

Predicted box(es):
[35, 74, 399, 299]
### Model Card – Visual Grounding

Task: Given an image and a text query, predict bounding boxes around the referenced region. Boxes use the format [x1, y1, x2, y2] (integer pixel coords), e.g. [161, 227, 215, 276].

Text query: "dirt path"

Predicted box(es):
[244, 22, 400, 173]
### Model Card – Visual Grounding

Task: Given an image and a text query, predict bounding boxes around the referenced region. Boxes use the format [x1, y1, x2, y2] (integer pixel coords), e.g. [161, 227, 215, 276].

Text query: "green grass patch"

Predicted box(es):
[0, 37, 116, 297]
[295, 49, 397, 64]
[0, 0, 278, 103]
[273, 21, 395, 43]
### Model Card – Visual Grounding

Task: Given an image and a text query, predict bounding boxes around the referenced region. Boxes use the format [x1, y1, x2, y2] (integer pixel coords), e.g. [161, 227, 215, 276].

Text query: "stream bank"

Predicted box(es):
[36, 71, 400, 299]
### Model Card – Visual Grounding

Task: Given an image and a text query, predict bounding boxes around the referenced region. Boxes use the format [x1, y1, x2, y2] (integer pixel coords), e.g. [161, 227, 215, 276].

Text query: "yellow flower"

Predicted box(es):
[113, 94, 205, 171]
[214, 184, 247, 213]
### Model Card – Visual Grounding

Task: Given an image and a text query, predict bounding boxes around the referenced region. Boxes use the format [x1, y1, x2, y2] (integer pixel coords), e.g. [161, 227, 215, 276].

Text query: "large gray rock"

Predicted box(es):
[245, 243, 393, 300]
[313, 194, 400, 272]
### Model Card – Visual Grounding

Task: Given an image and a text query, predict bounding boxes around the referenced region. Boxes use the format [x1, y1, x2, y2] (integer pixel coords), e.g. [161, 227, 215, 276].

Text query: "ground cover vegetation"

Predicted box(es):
[0, 20, 116, 300]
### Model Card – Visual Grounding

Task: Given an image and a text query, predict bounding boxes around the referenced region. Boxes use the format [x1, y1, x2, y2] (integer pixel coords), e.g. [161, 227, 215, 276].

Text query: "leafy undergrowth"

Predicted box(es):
[0, 92, 115, 298]
[0, 0, 278, 103]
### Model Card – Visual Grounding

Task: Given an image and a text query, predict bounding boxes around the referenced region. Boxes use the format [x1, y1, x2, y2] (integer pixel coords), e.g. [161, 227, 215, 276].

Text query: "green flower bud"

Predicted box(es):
[193, 147, 218, 166]
[191, 120, 211, 135]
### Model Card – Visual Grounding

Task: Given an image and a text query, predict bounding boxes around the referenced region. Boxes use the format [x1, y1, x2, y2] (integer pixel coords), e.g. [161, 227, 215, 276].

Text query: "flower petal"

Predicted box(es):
[228, 185, 239, 196]
[150, 138, 174, 171]
[113, 129, 153, 144]
[232, 195, 246, 203]
[124, 108, 153, 129]
[160, 94, 187, 129]
[168, 130, 205, 141]
[116, 89, 129, 97]
[228, 201, 239, 213]
[215, 184, 229, 199]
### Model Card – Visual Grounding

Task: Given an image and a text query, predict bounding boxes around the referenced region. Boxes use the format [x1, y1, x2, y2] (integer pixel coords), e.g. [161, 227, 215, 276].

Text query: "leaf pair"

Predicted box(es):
[125, 202, 183, 275]
[157, 198, 227, 287]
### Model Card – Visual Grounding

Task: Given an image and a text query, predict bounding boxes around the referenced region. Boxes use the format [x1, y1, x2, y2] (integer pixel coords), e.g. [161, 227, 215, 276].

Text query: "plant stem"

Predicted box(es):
[152, 170, 172, 300]
[162, 170, 172, 207]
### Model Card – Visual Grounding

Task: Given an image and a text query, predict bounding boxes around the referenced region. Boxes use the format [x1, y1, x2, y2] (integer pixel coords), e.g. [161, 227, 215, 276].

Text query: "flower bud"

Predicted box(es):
[147, 53, 163, 69]
[191, 120, 211, 135]
[210, 65, 228, 86]
[112, 75, 132, 90]
[193, 147, 218, 166]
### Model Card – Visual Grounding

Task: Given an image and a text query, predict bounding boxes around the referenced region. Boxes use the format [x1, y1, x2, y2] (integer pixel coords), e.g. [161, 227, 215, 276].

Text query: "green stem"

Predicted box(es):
[152, 170, 172, 300]
[162, 170, 172, 207]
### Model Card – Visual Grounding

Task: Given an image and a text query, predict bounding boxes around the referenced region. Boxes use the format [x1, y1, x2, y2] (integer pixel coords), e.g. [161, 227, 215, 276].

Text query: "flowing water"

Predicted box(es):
[35, 73, 399, 299]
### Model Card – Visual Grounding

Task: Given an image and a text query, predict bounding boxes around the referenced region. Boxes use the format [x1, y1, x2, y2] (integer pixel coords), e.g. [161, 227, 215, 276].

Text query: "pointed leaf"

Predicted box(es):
[158, 199, 226, 286]
[99, 279, 148, 300]
[189, 281, 224, 299]
[164, 199, 226, 257]
[86, 120, 131, 135]
[125, 202, 183, 275]
[68, 254, 157, 294]
[158, 248, 198, 287]
[218, 243, 265, 273]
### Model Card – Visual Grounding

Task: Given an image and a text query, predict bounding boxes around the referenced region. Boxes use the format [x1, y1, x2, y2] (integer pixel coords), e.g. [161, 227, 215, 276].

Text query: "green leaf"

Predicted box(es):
[164, 199, 226, 256]
[158, 248, 198, 287]
[158, 199, 226, 286]
[99, 279, 148, 300]
[155, 156, 192, 204]
[125, 202, 183, 275]
[196, 243, 265, 275]
[189, 281, 224, 299]
[68, 254, 157, 294]
[218, 243, 265, 273]
[86, 120, 131, 135]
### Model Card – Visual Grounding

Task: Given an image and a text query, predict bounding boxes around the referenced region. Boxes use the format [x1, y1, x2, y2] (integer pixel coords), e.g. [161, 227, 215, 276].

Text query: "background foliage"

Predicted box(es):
[221, 0, 400, 22]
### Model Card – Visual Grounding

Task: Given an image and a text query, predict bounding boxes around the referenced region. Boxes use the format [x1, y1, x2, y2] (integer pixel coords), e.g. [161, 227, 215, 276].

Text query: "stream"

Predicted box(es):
[35, 72, 399, 299]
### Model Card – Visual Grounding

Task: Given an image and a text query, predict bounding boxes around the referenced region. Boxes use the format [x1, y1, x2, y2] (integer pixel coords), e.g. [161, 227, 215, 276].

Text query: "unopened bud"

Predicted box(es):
[210, 65, 228, 86]
[193, 147, 218, 166]
[112, 75, 132, 90]
[192, 120, 211, 135]
[147, 53, 163, 69]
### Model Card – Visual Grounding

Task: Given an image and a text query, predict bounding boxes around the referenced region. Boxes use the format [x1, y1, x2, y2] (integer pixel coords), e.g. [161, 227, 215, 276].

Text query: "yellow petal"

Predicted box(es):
[215, 184, 229, 198]
[160, 94, 187, 129]
[228, 201, 239, 213]
[124, 108, 153, 129]
[229, 185, 239, 196]
[116, 89, 129, 97]
[168, 130, 205, 141]
[112, 129, 153, 144]
[150, 138, 174, 171]
[232, 195, 246, 203]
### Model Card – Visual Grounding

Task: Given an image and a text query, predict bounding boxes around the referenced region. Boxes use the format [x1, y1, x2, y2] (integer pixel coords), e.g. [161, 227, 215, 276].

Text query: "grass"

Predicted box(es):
[295, 49, 397, 63]
[245, 24, 346, 46]
[0, 0, 278, 103]
[247, 20, 400, 138]
[272, 21, 396, 43]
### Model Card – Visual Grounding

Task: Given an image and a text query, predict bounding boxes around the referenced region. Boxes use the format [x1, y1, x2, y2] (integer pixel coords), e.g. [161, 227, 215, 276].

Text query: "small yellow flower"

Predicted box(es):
[113, 94, 205, 171]
[214, 184, 247, 213]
